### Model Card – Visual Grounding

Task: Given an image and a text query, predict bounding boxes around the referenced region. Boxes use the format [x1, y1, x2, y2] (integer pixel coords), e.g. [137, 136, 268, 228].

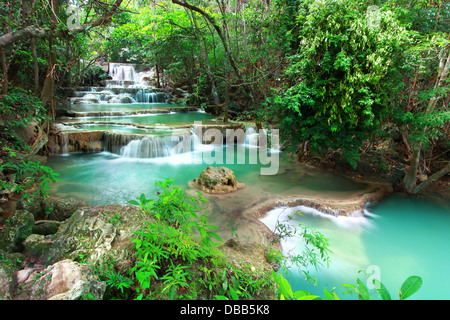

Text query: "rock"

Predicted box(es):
[16, 259, 106, 300]
[47, 131, 104, 154]
[16, 192, 46, 218]
[219, 238, 277, 274]
[0, 263, 14, 300]
[218, 238, 278, 299]
[12, 118, 48, 155]
[46, 198, 90, 221]
[32, 220, 61, 235]
[192, 166, 245, 194]
[22, 234, 54, 260]
[0, 210, 35, 253]
[0, 251, 24, 300]
[45, 204, 156, 274]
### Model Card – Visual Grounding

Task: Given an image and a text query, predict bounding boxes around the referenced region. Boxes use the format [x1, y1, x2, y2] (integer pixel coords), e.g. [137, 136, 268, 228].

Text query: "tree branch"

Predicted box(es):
[413, 161, 450, 194]
[0, 0, 124, 48]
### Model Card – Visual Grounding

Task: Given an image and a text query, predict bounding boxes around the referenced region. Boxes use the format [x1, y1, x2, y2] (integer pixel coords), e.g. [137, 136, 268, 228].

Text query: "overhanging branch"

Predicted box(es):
[0, 0, 124, 48]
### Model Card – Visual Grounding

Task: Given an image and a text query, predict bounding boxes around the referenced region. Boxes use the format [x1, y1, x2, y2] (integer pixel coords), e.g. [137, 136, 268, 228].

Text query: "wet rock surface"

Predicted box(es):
[191, 166, 245, 194]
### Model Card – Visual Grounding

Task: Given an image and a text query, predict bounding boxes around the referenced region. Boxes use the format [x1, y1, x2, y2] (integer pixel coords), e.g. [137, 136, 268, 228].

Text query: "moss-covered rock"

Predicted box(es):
[0, 251, 25, 300]
[45, 204, 155, 273]
[45, 198, 90, 221]
[16, 192, 46, 219]
[192, 166, 245, 194]
[0, 210, 35, 253]
[22, 234, 54, 260]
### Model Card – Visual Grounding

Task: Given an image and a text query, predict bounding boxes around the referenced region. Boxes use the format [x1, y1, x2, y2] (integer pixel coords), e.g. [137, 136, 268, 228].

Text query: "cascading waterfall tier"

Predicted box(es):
[48, 125, 268, 160]
[69, 63, 168, 104]
[109, 63, 138, 82]
[48, 129, 202, 159]
[120, 133, 194, 158]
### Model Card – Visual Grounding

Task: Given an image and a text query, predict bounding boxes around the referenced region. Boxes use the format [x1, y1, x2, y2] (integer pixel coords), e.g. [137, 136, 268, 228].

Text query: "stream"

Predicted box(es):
[46, 63, 450, 300]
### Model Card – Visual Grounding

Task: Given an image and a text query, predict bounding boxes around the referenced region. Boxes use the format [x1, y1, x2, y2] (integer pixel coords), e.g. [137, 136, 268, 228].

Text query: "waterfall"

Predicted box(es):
[69, 62, 168, 105]
[244, 127, 259, 147]
[120, 133, 193, 159]
[59, 132, 69, 154]
[109, 63, 138, 81]
[135, 89, 168, 103]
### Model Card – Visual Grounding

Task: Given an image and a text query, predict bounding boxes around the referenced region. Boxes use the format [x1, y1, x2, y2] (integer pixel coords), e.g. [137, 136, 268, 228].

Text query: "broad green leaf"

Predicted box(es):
[128, 200, 140, 206]
[207, 231, 222, 242]
[357, 278, 371, 300]
[399, 276, 422, 300]
[229, 286, 239, 300]
[293, 290, 313, 299]
[323, 287, 333, 300]
[297, 294, 320, 300]
[373, 279, 391, 300]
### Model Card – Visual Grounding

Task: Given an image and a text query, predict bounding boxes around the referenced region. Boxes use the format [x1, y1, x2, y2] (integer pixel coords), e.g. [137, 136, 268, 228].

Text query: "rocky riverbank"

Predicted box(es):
[0, 190, 278, 300]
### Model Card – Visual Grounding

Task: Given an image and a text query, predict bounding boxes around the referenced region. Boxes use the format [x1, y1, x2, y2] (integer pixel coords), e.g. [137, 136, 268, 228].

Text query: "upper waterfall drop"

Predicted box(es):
[69, 62, 169, 104]
[109, 63, 138, 82]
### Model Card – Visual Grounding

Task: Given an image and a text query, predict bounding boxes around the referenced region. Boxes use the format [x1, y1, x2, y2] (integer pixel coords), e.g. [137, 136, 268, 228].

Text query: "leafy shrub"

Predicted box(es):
[126, 179, 276, 300]
[0, 87, 48, 154]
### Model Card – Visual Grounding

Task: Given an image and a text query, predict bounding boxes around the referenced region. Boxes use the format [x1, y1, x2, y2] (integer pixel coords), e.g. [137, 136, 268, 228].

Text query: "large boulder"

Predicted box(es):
[45, 197, 90, 221]
[15, 259, 105, 300]
[44, 204, 156, 274]
[219, 238, 278, 274]
[191, 166, 245, 194]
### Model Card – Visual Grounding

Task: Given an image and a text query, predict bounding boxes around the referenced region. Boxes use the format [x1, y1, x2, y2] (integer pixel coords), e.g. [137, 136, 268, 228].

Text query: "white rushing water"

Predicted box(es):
[70, 63, 168, 104]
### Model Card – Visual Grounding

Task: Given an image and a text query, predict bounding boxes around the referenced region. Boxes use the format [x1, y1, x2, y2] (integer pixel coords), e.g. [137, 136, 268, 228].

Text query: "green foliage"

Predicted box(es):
[104, 271, 134, 299]
[0, 87, 48, 153]
[343, 272, 423, 300]
[128, 179, 208, 230]
[273, 270, 423, 301]
[126, 179, 276, 300]
[269, 210, 332, 281]
[269, 0, 413, 167]
[272, 271, 320, 300]
[0, 159, 60, 199]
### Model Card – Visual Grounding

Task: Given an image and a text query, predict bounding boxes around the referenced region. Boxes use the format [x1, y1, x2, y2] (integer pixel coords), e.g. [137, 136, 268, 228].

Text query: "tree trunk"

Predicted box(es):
[402, 44, 450, 194]
[155, 63, 161, 88]
[0, 47, 7, 94]
[412, 162, 450, 194]
[403, 145, 421, 194]
[31, 38, 39, 94]
[171, 0, 253, 103]
[0, 0, 124, 48]
[188, 11, 220, 109]
[40, 36, 56, 121]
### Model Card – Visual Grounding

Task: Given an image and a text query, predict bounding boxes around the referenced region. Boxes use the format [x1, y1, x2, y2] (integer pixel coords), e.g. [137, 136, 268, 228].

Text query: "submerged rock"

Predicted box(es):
[192, 166, 245, 194]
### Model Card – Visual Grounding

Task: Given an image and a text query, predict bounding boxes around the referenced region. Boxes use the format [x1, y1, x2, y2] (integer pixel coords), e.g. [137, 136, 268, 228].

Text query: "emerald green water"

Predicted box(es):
[59, 102, 189, 113]
[73, 112, 213, 125]
[47, 146, 450, 300]
[262, 195, 450, 300]
[61, 111, 215, 126]
[48, 102, 449, 300]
